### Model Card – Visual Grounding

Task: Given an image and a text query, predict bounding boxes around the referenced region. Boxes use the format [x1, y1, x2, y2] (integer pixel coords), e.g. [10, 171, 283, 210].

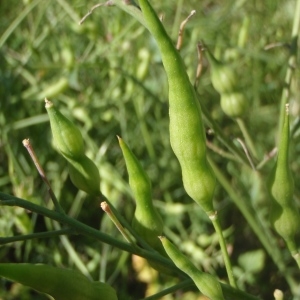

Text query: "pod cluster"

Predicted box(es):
[138, 0, 216, 215]
[45, 99, 100, 196]
[205, 49, 248, 119]
[267, 105, 300, 252]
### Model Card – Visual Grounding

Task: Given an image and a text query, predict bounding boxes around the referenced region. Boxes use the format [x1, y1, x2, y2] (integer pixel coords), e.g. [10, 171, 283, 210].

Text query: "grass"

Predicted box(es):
[0, 0, 300, 299]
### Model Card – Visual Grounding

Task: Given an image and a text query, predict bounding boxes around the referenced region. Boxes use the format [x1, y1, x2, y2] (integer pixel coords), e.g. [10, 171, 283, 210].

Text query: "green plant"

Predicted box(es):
[1, 0, 300, 299]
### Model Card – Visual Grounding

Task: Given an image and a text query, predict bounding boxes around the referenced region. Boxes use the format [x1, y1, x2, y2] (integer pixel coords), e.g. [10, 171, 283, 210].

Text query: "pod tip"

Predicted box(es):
[285, 103, 289, 115]
[22, 138, 30, 147]
[45, 98, 53, 108]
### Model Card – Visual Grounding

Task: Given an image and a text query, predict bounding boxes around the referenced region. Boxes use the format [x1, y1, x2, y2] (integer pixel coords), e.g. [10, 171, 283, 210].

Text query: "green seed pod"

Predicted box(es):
[0, 263, 118, 300]
[138, 0, 216, 214]
[205, 49, 238, 94]
[220, 92, 248, 118]
[271, 205, 300, 242]
[68, 155, 101, 196]
[118, 137, 164, 253]
[268, 105, 294, 207]
[159, 237, 225, 300]
[267, 104, 300, 244]
[45, 99, 84, 160]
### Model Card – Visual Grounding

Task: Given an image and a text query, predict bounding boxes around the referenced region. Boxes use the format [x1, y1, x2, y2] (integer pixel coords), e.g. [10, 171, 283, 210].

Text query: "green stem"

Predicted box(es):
[0, 191, 182, 276]
[101, 201, 135, 244]
[113, 0, 146, 28]
[0, 0, 43, 48]
[100, 194, 160, 253]
[236, 118, 258, 159]
[278, 0, 300, 133]
[208, 157, 298, 292]
[0, 191, 260, 300]
[0, 228, 74, 245]
[285, 238, 300, 269]
[210, 213, 237, 288]
[143, 279, 193, 300]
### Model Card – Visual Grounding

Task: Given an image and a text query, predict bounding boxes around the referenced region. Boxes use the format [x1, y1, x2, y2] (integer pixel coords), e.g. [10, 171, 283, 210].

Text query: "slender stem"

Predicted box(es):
[236, 138, 256, 170]
[112, 0, 146, 28]
[206, 140, 239, 162]
[143, 279, 193, 300]
[0, 0, 43, 48]
[22, 138, 65, 214]
[0, 228, 74, 245]
[209, 212, 237, 288]
[194, 43, 204, 88]
[285, 238, 300, 269]
[0, 191, 260, 300]
[236, 118, 258, 160]
[79, 2, 113, 25]
[256, 147, 277, 170]
[101, 201, 135, 244]
[0, 192, 182, 276]
[99, 194, 159, 253]
[208, 157, 298, 291]
[144, 278, 262, 300]
[176, 10, 196, 50]
[278, 0, 300, 133]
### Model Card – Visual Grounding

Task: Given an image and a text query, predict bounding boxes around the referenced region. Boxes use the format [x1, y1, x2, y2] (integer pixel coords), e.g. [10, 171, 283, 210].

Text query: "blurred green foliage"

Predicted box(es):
[0, 0, 299, 299]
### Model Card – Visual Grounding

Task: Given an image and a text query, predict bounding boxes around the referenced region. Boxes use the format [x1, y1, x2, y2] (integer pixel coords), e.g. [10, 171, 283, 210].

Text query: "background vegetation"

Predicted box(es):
[0, 0, 299, 299]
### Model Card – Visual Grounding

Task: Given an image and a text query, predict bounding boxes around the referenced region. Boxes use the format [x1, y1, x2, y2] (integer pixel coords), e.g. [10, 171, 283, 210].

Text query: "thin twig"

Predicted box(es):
[255, 147, 277, 170]
[206, 140, 238, 162]
[176, 10, 196, 50]
[79, 1, 114, 25]
[264, 42, 289, 51]
[194, 42, 204, 88]
[22, 139, 65, 214]
[101, 201, 135, 244]
[236, 138, 256, 170]
[236, 118, 258, 160]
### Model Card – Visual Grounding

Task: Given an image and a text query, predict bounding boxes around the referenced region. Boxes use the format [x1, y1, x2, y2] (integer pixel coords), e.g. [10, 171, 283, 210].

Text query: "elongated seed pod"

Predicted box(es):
[159, 237, 225, 300]
[118, 137, 164, 254]
[0, 263, 118, 300]
[138, 0, 216, 214]
[267, 105, 300, 244]
[45, 99, 84, 159]
[68, 155, 101, 196]
[268, 105, 294, 207]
